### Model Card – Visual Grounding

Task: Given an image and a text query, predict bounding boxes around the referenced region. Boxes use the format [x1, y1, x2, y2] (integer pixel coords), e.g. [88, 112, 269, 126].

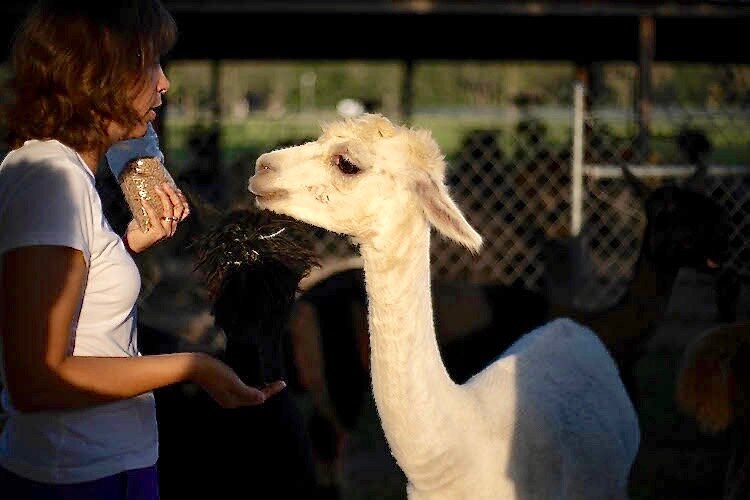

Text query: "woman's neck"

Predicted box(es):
[78, 146, 107, 175]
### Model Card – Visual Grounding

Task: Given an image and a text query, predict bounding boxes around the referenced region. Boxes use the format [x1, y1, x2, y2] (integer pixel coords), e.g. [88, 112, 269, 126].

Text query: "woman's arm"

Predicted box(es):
[1, 245, 283, 412]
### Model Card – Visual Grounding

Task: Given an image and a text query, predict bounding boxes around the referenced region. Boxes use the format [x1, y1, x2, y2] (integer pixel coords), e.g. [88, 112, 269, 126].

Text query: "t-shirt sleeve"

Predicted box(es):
[0, 158, 95, 264]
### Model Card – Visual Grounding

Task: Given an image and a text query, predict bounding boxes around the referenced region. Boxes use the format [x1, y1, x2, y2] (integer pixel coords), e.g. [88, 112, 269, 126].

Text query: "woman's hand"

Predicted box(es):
[190, 353, 287, 408]
[124, 182, 190, 253]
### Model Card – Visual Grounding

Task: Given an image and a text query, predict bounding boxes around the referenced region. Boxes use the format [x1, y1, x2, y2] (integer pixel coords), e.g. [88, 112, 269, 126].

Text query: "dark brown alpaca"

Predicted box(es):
[553, 164, 730, 403]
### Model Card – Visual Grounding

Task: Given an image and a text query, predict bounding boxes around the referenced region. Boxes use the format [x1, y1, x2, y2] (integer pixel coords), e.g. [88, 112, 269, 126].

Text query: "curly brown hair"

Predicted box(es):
[2, 0, 177, 152]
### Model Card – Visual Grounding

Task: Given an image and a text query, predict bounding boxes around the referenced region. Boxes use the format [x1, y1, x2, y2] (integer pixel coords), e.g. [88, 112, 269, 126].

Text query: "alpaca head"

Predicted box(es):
[644, 186, 729, 272]
[621, 165, 729, 273]
[248, 113, 482, 253]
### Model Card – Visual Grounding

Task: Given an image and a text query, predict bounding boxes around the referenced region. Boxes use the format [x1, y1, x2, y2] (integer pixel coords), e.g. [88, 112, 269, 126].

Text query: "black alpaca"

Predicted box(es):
[554, 165, 730, 403]
[675, 126, 744, 322]
[145, 208, 326, 500]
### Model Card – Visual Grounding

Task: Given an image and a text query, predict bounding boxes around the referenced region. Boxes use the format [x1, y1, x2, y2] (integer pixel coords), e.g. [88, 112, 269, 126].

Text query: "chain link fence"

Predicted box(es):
[89, 61, 750, 313]
[425, 64, 750, 311]
[306, 62, 579, 292]
[574, 67, 750, 309]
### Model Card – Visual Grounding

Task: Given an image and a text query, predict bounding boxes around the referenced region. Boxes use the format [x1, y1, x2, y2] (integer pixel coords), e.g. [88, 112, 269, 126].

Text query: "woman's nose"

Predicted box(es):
[157, 64, 170, 94]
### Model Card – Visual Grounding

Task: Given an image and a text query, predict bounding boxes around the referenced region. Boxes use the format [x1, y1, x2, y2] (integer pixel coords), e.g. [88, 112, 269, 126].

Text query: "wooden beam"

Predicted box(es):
[637, 15, 654, 161]
[1, 6, 749, 63]
[162, 1, 750, 18]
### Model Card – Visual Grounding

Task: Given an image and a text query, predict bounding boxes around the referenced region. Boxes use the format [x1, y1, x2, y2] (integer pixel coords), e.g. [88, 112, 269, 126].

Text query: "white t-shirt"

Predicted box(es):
[0, 139, 158, 484]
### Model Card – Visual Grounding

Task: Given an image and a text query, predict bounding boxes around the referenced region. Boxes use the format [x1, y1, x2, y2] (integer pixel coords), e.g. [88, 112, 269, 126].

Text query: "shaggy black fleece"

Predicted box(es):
[152, 208, 328, 500]
[191, 208, 319, 385]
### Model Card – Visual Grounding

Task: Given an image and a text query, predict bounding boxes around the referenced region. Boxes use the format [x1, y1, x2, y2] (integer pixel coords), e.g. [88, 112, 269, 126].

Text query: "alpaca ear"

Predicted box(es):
[621, 164, 651, 202]
[414, 176, 483, 253]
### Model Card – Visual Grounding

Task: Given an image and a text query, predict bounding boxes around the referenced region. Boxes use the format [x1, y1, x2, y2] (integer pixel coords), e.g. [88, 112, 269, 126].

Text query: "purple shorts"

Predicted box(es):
[0, 464, 160, 500]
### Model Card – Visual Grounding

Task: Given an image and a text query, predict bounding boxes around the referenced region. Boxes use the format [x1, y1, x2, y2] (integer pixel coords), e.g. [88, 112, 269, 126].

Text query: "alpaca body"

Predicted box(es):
[249, 113, 640, 498]
[549, 170, 729, 404]
[138, 321, 319, 500]
[135, 210, 324, 500]
[551, 253, 674, 401]
[285, 265, 548, 494]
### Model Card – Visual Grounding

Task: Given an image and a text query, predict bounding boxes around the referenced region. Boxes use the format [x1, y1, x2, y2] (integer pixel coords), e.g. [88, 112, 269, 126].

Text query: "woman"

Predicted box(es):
[0, 1, 285, 498]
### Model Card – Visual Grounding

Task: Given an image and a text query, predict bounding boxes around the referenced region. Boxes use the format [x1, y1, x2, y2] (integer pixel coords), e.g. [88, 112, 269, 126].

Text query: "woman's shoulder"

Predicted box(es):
[3, 139, 82, 171]
[0, 140, 97, 211]
[1, 139, 93, 187]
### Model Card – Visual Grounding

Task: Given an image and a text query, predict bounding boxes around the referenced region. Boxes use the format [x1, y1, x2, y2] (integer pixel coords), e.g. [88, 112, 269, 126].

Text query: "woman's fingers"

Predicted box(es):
[262, 380, 287, 399]
[174, 187, 191, 221]
[157, 183, 190, 230]
[161, 183, 187, 218]
[154, 185, 177, 236]
[195, 357, 286, 409]
[226, 380, 287, 408]
[140, 199, 167, 238]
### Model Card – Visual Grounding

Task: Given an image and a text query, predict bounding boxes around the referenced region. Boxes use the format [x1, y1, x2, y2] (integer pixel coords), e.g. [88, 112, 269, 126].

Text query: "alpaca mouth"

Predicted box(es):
[250, 189, 288, 202]
[248, 176, 288, 202]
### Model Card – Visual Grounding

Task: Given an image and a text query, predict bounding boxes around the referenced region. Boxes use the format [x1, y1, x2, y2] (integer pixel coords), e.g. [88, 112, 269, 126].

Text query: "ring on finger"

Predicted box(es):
[161, 216, 177, 222]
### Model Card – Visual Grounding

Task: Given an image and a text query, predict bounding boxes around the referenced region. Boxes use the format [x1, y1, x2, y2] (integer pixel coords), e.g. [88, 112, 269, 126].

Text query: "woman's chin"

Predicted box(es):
[123, 123, 150, 140]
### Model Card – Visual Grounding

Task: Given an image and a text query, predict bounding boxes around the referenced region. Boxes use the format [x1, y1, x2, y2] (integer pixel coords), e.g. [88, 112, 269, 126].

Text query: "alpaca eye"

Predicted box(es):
[333, 155, 361, 175]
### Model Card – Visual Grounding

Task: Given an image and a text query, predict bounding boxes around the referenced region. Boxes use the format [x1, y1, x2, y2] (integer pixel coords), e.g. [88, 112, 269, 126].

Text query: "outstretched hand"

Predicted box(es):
[124, 182, 190, 253]
[191, 353, 286, 408]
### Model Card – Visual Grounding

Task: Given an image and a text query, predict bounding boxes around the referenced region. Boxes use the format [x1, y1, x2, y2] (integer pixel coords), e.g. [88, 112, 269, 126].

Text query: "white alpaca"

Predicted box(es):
[249, 113, 640, 499]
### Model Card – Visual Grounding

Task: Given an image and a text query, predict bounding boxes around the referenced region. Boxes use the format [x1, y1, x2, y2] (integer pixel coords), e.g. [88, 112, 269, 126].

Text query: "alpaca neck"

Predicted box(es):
[589, 249, 679, 357]
[360, 219, 462, 475]
[622, 252, 678, 315]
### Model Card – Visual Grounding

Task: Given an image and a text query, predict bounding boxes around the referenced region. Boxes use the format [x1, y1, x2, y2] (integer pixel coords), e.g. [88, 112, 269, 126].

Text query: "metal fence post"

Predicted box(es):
[571, 81, 585, 237]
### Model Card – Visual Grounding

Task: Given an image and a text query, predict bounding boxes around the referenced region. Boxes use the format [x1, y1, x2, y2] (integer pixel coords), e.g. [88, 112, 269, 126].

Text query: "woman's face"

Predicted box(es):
[108, 62, 170, 142]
